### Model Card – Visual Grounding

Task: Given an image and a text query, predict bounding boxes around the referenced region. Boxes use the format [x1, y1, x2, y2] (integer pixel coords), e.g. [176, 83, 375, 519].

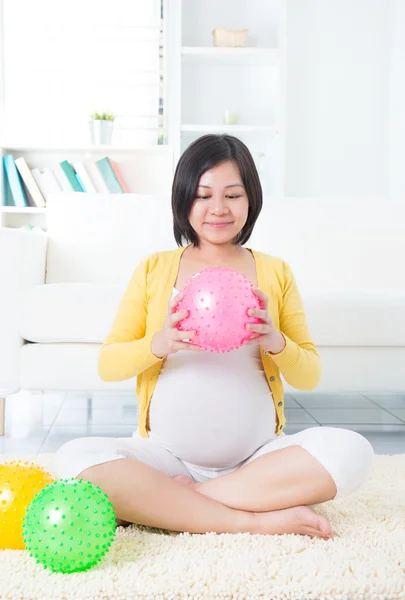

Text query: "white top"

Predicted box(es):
[148, 289, 277, 469]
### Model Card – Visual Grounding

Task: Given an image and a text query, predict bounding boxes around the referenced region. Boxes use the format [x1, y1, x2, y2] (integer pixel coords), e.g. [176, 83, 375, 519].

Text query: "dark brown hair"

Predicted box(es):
[172, 134, 263, 247]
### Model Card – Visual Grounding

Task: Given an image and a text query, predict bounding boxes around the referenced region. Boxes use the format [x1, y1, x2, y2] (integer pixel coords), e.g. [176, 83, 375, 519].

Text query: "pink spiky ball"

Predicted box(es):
[176, 267, 263, 353]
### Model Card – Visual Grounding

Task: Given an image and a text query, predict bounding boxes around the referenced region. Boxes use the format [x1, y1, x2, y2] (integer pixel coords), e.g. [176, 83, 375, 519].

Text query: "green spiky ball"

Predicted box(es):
[22, 478, 116, 573]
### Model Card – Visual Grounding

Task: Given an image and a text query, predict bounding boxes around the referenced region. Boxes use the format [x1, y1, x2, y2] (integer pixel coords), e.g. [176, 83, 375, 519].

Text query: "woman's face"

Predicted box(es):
[189, 161, 249, 247]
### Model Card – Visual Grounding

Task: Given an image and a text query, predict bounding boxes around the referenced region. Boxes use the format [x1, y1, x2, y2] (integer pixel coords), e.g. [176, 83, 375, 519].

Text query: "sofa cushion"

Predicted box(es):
[44, 193, 405, 292]
[45, 193, 177, 285]
[18, 342, 405, 392]
[19, 283, 126, 344]
[249, 198, 404, 293]
[19, 283, 405, 346]
[20, 343, 135, 391]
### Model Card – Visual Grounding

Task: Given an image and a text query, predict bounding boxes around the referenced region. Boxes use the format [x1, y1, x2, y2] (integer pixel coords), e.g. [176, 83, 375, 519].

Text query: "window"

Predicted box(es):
[1, 0, 162, 146]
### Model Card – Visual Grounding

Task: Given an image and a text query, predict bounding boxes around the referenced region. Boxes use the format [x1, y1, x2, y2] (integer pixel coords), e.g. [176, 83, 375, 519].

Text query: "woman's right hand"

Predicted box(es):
[151, 292, 202, 359]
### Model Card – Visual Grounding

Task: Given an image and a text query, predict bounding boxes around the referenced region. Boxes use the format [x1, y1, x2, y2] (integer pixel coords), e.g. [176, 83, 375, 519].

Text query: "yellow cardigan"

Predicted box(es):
[98, 247, 321, 437]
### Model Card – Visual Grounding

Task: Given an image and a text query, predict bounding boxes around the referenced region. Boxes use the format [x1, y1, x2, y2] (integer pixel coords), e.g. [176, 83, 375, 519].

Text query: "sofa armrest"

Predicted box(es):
[0, 228, 49, 395]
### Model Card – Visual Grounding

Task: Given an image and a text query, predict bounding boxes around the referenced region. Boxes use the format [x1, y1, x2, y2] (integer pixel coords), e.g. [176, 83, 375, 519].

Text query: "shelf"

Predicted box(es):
[182, 46, 279, 55]
[0, 206, 47, 213]
[182, 47, 279, 66]
[181, 124, 277, 134]
[0, 144, 173, 153]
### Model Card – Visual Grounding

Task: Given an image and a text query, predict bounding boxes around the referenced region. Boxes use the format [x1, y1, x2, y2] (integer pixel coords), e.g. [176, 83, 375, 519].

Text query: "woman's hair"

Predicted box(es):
[172, 134, 263, 247]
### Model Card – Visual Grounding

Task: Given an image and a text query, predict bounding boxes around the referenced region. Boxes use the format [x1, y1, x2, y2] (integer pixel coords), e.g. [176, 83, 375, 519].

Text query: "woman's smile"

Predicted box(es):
[204, 221, 233, 229]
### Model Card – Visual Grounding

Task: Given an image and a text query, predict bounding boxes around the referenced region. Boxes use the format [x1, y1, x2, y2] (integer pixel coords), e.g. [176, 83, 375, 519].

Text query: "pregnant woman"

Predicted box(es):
[54, 134, 374, 540]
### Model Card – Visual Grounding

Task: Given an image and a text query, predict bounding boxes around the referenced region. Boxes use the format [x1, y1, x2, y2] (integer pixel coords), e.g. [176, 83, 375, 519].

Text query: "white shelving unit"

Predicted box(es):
[1, 0, 286, 229]
[181, 125, 276, 133]
[166, 0, 286, 197]
[0, 0, 174, 230]
[181, 47, 280, 64]
[0, 144, 174, 229]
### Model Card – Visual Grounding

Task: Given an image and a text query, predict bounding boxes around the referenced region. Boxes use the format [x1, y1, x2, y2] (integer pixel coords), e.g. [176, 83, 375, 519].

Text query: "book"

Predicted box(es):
[72, 161, 97, 193]
[109, 158, 130, 192]
[14, 157, 46, 207]
[74, 172, 85, 192]
[53, 164, 74, 191]
[59, 160, 83, 192]
[32, 168, 62, 201]
[2, 172, 14, 206]
[2, 154, 29, 207]
[83, 158, 110, 193]
[95, 157, 124, 193]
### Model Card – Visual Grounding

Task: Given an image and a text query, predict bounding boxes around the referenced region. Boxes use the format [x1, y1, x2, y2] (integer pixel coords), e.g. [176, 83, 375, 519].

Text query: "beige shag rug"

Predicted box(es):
[0, 453, 404, 600]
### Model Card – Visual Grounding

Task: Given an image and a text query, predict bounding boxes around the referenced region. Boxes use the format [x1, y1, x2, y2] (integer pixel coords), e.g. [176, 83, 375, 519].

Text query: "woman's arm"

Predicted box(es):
[98, 257, 163, 382]
[270, 261, 321, 391]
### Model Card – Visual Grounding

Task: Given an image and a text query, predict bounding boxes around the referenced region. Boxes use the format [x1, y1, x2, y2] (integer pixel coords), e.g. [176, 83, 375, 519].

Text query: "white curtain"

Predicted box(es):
[2, 0, 161, 145]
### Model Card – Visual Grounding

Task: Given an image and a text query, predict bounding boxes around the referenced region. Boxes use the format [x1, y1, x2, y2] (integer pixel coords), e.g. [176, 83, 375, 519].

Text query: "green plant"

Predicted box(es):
[89, 111, 115, 121]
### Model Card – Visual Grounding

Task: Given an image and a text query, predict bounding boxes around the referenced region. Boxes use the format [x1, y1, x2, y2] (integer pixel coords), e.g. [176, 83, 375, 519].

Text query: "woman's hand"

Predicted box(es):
[243, 288, 286, 355]
[151, 292, 204, 359]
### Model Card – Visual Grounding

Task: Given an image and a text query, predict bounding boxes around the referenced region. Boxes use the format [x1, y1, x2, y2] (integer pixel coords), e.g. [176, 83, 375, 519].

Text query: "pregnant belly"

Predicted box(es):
[148, 374, 277, 468]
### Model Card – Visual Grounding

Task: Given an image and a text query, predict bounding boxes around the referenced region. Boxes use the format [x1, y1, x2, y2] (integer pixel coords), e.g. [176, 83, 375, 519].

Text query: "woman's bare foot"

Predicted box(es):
[254, 505, 333, 540]
[173, 475, 333, 540]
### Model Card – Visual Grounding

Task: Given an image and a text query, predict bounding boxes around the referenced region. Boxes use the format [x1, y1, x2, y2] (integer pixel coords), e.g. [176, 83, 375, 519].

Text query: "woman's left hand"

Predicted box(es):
[243, 288, 286, 355]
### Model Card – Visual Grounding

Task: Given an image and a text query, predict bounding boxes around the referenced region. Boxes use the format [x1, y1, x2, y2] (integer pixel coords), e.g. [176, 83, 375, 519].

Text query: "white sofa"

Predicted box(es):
[1, 192, 404, 435]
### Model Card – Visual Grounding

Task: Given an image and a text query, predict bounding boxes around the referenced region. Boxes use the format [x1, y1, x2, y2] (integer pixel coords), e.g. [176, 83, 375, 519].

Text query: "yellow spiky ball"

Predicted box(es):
[0, 461, 54, 549]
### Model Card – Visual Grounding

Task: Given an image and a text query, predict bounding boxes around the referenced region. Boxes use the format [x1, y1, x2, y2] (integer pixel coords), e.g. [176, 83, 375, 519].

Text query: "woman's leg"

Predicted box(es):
[185, 427, 374, 512]
[53, 435, 333, 538]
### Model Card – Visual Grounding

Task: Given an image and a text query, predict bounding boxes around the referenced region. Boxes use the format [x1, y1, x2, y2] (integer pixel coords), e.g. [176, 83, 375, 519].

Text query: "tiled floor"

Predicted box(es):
[0, 391, 404, 455]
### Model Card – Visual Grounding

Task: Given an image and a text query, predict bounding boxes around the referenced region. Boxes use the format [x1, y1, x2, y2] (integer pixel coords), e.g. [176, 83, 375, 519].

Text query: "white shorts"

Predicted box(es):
[53, 426, 374, 499]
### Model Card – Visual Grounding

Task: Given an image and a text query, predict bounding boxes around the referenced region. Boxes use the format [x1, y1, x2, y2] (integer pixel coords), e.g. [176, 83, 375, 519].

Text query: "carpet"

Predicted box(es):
[0, 453, 404, 600]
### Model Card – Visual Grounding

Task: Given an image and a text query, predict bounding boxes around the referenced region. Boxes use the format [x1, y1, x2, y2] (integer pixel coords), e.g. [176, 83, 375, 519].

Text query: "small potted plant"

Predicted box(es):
[89, 111, 115, 145]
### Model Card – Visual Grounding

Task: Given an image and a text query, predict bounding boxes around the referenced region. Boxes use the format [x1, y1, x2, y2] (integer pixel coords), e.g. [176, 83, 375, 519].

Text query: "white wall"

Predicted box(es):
[285, 0, 392, 200]
[389, 0, 405, 203]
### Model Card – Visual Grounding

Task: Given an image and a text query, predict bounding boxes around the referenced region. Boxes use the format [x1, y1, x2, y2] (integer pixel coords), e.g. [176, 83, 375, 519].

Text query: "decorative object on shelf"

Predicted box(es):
[88, 111, 115, 145]
[212, 28, 248, 48]
[157, 127, 165, 145]
[222, 110, 239, 125]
